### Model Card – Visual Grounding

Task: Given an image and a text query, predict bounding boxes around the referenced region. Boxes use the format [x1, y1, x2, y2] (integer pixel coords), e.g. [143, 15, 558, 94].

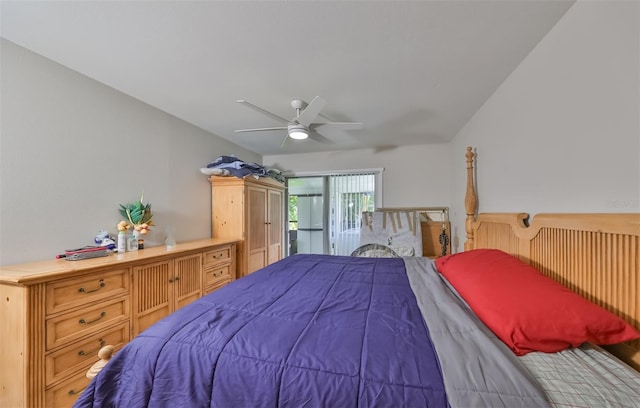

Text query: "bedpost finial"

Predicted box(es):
[97, 345, 115, 360]
[466, 146, 474, 166]
[86, 345, 116, 379]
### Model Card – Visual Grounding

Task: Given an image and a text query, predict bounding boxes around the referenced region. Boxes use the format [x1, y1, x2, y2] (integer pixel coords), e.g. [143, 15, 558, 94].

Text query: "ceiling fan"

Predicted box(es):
[235, 96, 362, 147]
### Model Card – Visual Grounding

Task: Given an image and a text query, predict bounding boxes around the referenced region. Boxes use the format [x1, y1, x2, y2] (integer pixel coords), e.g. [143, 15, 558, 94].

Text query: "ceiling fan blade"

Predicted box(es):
[236, 100, 290, 124]
[235, 126, 287, 133]
[308, 130, 335, 145]
[312, 122, 363, 131]
[295, 96, 327, 127]
[280, 134, 289, 149]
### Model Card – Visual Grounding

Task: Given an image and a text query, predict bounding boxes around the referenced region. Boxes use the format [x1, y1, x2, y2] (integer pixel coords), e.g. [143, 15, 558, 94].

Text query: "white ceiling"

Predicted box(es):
[1, 0, 574, 156]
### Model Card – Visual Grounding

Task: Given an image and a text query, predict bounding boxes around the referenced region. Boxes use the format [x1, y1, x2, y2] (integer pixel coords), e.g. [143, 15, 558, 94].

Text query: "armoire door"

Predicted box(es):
[267, 188, 283, 265]
[246, 185, 268, 274]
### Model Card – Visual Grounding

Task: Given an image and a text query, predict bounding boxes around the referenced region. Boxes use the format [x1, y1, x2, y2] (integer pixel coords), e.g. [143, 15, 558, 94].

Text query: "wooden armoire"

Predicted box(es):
[210, 176, 285, 278]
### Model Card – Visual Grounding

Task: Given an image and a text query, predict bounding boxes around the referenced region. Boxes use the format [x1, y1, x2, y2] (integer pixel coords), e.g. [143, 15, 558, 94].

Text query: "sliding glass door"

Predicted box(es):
[287, 171, 381, 256]
[288, 177, 327, 255]
[328, 174, 376, 255]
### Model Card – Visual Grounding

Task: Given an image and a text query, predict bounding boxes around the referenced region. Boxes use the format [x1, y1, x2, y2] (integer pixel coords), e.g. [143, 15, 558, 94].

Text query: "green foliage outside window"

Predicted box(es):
[289, 195, 298, 230]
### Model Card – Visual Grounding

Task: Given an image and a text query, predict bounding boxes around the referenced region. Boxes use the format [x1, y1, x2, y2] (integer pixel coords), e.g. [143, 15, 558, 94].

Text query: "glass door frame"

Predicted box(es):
[284, 168, 384, 256]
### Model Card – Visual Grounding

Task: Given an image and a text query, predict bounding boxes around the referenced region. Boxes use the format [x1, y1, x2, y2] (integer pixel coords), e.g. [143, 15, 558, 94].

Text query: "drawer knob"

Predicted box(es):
[78, 279, 106, 294]
[79, 311, 106, 325]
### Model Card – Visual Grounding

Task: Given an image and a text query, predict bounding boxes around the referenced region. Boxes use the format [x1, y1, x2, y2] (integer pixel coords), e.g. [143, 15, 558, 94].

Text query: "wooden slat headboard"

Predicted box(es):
[463, 147, 640, 371]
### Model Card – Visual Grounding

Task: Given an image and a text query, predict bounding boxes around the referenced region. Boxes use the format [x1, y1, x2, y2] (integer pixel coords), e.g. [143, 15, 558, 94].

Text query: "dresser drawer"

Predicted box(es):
[203, 246, 231, 265]
[46, 297, 129, 350]
[45, 369, 92, 408]
[204, 263, 232, 288]
[45, 323, 129, 386]
[204, 278, 232, 296]
[46, 268, 129, 315]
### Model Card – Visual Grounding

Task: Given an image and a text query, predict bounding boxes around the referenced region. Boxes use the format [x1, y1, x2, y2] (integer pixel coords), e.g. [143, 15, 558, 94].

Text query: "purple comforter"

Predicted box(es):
[75, 255, 447, 407]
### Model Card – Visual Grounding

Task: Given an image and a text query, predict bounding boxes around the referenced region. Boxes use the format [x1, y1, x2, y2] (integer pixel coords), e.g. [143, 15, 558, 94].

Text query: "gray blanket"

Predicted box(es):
[404, 257, 551, 408]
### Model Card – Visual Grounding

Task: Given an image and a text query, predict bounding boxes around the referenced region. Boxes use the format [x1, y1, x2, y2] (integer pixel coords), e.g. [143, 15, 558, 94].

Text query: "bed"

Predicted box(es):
[75, 147, 640, 408]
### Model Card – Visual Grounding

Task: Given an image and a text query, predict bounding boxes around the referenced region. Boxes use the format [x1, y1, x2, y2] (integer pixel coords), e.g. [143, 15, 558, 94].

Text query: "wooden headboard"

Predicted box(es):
[375, 207, 451, 258]
[462, 146, 640, 370]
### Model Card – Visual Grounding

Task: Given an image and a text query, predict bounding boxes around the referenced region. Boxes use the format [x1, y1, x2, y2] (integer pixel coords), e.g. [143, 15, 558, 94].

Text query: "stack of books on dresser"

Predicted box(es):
[63, 245, 110, 261]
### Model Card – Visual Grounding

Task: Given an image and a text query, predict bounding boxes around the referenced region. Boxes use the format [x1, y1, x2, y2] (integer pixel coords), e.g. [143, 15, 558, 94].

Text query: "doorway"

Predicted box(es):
[287, 171, 380, 256]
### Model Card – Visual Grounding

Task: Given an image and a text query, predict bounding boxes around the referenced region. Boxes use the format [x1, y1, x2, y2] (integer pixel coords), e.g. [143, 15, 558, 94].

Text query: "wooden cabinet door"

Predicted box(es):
[174, 254, 202, 310]
[211, 182, 244, 240]
[267, 188, 283, 265]
[132, 260, 173, 336]
[246, 185, 268, 274]
[132, 255, 204, 335]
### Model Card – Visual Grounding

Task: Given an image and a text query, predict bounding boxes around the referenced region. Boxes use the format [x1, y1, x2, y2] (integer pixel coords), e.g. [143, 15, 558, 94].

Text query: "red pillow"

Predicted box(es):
[435, 249, 640, 355]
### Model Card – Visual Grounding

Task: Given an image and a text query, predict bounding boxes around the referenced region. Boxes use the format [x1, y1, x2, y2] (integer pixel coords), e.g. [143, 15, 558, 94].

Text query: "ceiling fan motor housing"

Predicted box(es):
[291, 99, 307, 110]
[288, 123, 309, 139]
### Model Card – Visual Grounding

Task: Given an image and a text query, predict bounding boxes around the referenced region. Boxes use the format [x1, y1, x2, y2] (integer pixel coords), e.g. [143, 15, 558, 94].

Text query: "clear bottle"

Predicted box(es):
[117, 231, 127, 253]
[127, 233, 139, 251]
[165, 225, 176, 250]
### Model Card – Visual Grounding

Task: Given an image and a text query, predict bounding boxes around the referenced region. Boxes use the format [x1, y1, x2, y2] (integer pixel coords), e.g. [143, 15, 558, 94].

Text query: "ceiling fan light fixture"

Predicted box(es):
[236, 97, 360, 148]
[288, 124, 309, 140]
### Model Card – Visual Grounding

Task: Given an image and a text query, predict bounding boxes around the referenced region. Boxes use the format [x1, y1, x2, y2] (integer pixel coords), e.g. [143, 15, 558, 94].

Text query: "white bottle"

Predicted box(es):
[117, 231, 127, 253]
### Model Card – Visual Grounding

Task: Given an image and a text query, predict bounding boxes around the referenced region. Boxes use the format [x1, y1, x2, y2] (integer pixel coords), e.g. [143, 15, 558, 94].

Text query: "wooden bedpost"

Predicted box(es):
[86, 345, 115, 379]
[464, 147, 477, 251]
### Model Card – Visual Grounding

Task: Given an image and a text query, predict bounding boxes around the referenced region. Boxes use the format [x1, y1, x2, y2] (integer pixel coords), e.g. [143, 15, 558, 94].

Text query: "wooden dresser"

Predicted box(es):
[0, 238, 237, 408]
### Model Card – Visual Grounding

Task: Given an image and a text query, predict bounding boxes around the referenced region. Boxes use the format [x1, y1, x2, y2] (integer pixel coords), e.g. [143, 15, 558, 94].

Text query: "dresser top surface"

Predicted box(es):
[0, 238, 238, 285]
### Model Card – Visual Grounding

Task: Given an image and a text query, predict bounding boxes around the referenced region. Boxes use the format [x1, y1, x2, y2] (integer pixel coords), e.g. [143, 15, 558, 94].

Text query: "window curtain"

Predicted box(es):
[328, 173, 376, 256]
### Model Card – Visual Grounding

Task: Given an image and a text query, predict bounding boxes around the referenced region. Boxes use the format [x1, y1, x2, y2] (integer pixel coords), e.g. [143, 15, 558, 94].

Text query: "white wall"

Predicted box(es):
[450, 0, 639, 252]
[4, 0, 636, 264]
[264, 143, 452, 209]
[0, 39, 260, 265]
